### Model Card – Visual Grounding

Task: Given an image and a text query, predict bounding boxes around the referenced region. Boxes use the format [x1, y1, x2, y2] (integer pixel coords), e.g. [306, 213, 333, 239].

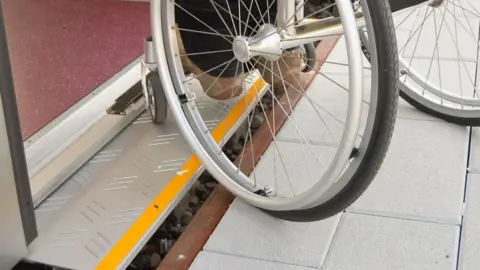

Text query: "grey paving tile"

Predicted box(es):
[459, 173, 480, 270]
[204, 199, 341, 268]
[319, 41, 452, 122]
[321, 29, 464, 122]
[402, 9, 480, 61]
[349, 118, 468, 224]
[469, 127, 480, 174]
[323, 213, 460, 270]
[280, 60, 376, 147]
[401, 57, 477, 97]
[396, 29, 415, 54]
[326, 29, 476, 121]
[190, 251, 317, 270]
[321, 57, 443, 123]
[319, 53, 475, 123]
[322, 37, 371, 66]
[318, 60, 372, 101]
[393, 7, 419, 31]
[276, 74, 369, 147]
[463, 0, 480, 17]
[251, 140, 337, 197]
[321, 36, 348, 65]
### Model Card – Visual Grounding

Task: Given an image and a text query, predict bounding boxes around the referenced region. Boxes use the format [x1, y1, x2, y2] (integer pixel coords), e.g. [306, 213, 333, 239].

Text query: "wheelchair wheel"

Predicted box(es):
[151, 0, 398, 221]
[393, 0, 480, 125]
[146, 72, 168, 123]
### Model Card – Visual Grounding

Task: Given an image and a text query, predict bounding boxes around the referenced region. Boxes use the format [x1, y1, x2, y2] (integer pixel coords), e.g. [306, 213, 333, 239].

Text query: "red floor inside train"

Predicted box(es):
[3, 0, 150, 139]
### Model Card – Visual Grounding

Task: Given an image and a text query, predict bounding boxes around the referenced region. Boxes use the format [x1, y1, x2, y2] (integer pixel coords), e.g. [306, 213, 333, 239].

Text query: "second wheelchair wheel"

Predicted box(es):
[300, 43, 317, 72]
[392, 0, 480, 125]
[151, 0, 398, 221]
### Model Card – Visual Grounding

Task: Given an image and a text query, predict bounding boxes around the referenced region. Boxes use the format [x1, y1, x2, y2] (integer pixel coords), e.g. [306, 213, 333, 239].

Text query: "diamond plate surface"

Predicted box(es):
[27, 76, 265, 269]
[27, 111, 194, 268]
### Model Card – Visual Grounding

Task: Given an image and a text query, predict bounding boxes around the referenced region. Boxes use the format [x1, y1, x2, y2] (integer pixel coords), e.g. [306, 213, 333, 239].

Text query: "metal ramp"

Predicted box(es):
[25, 75, 267, 269]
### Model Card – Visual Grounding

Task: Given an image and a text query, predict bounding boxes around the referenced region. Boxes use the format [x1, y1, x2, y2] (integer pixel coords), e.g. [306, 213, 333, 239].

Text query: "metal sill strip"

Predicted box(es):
[26, 57, 147, 207]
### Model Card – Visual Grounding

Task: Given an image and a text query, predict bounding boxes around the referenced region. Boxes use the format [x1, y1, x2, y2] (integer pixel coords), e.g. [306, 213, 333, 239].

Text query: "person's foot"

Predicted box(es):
[188, 64, 246, 101]
[176, 26, 246, 101]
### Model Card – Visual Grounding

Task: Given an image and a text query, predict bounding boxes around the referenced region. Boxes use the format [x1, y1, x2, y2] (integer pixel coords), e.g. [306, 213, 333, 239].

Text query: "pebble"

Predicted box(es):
[195, 186, 210, 201]
[150, 253, 162, 268]
[129, 254, 149, 270]
[251, 114, 265, 129]
[159, 238, 168, 255]
[181, 211, 193, 226]
[204, 181, 217, 190]
[170, 225, 183, 238]
[232, 142, 244, 154]
[189, 196, 200, 207]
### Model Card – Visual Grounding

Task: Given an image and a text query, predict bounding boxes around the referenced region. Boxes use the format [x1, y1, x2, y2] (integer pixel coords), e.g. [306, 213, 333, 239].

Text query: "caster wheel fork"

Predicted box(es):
[142, 36, 168, 123]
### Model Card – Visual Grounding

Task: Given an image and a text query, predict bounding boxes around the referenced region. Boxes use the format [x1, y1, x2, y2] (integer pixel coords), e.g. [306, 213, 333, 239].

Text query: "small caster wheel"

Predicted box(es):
[300, 43, 316, 72]
[146, 71, 168, 123]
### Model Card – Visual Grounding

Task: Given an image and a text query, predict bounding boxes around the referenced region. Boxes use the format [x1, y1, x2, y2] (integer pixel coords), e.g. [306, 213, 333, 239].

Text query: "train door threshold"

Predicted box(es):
[25, 72, 267, 269]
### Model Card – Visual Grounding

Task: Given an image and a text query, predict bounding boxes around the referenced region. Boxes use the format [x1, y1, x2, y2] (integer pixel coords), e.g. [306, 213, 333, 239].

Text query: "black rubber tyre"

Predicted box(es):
[147, 72, 168, 123]
[264, 0, 399, 221]
[398, 91, 480, 126]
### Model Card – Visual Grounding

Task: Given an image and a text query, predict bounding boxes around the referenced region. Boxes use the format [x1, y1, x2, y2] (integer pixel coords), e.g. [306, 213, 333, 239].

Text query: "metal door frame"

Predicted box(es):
[0, 1, 37, 268]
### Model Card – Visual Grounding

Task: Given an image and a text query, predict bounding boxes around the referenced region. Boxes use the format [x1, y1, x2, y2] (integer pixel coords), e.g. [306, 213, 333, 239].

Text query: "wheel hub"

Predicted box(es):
[233, 36, 251, 63]
[232, 24, 283, 63]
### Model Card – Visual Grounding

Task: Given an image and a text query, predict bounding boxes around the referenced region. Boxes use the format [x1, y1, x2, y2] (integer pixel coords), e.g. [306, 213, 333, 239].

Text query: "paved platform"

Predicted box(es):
[190, 4, 480, 270]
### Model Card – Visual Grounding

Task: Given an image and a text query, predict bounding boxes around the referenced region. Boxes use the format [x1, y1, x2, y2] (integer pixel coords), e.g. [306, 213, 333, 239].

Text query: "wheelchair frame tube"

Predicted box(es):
[282, 11, 365, 50]
[277, 0, 296, 35]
